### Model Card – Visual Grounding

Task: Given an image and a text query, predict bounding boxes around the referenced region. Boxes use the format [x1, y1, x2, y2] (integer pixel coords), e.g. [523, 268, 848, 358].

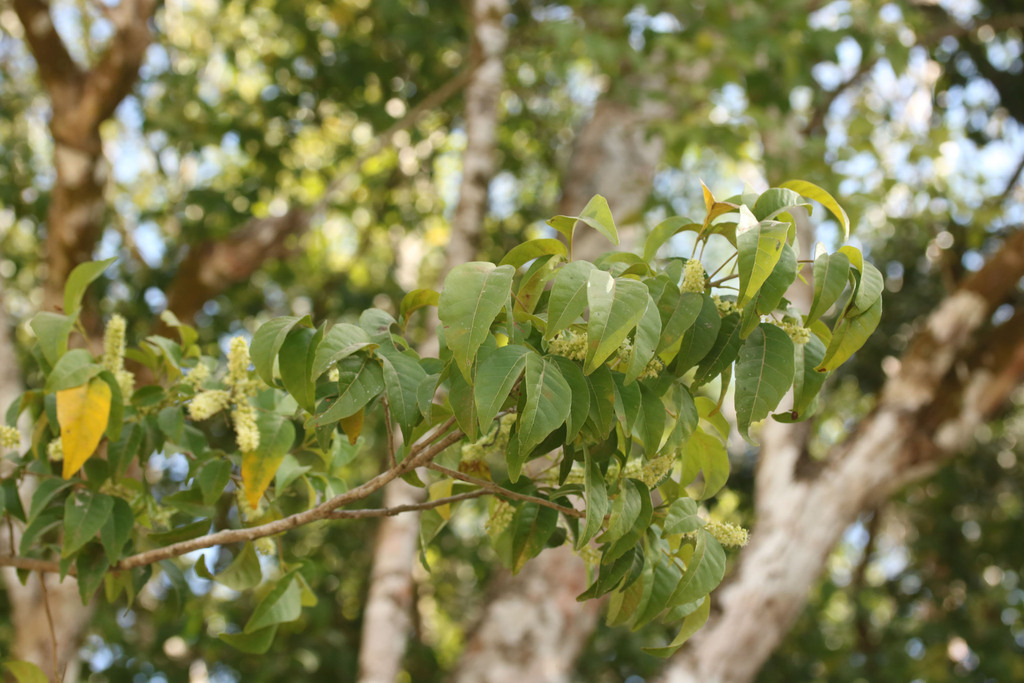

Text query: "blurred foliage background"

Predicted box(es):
[1, 0, 1022, 681]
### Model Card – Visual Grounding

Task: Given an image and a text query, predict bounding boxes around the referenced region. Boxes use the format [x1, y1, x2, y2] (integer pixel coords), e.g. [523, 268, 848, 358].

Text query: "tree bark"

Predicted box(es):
[5, 3, 154, 677]
[356, 3, 509, 681]
[655, 229, 1024, 683]
[452, 547, 600, 683]
[13, 0, 155, 311]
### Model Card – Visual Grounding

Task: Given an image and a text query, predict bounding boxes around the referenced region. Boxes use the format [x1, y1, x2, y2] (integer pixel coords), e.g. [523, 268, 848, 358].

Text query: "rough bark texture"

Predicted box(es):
[452, 547, 600, 683]
[655, 229, 1024, 683]
[356, 4, 509, 680]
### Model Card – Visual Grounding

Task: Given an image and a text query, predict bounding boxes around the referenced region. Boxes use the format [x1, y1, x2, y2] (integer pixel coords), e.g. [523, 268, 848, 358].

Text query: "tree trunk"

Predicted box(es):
[4, 3, 154, 677]
[452, 547, 600, 683]
[356, 2, 509, 680]
[655, 229, 1024, 683]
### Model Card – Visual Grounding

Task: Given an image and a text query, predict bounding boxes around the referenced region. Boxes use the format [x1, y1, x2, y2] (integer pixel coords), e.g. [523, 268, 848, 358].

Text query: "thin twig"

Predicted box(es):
[39, 572, 60, 682]
[382, 396, 397, 469]
[426, 463, 585, 518]
[326, 490, 488, 519]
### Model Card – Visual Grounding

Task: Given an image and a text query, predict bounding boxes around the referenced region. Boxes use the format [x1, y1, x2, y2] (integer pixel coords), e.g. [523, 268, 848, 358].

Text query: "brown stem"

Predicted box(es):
[427, 463, 585, 519]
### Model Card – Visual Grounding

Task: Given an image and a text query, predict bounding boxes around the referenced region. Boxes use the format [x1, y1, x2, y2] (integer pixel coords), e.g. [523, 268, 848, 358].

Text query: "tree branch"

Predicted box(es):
[326, 489, 487, 519]
[12, 0, 82, 93]
[426, 463, 585, 519]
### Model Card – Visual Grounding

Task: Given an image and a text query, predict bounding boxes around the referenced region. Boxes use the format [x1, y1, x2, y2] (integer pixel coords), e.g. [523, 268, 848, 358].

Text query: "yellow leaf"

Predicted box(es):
[57, 378, 112, 479]
[428, 479, 454, 521]
[339, 408, 364, 445]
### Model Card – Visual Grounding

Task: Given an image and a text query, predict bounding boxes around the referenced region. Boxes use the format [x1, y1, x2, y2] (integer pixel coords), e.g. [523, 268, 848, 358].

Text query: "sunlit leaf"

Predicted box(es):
[737, 208, 789, 307]
[438, 262, 515, 380]
[818, 297, 882, 372]
[63, 257, 117, 316]
[474, 345, 529, 433]
[511, 354, 572, 481]
[585, 270, 649, 374]
[63, 489, 114, 557]
[545, 260, 595, 340]
[58, 377, 112, 479]
[806, 251, 850, 325]
[780, 180, 850, 240]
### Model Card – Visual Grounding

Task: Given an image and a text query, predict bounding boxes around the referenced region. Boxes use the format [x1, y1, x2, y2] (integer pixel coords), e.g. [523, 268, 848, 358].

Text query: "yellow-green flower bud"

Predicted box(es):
[0, 425, 20, 449]
[484, 499, 515, 536]
[682, 258, 706, 294]
[232, 401, 260, 452]
[47, 439, 64, 462]
[188, 390, 231, 421]
[704, 519, 749, 547]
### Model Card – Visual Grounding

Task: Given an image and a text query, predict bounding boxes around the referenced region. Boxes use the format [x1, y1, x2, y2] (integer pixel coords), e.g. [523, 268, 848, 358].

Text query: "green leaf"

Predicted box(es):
[633, 548, 684, 629]
[438, 262, 515, 381]
[514, 254, 560, 316]
[98, 497, 134, 564]
[544, 260, 595, 340]
[241, 412, 297, 508]
[399, 288, 440, 326]
[736, 208, 789, 307]
[584, 271, 649, 374]
[359, 308, 398, 348]
[64, 257, 117, 316]
[221, 625, 278, 654]
[29, 479, 73, 522]
[790, 333, 828, 419]
[671, 294, 721, 373]
[63, 490, 114, 557]
[780, 180, 850, 240]
[548, 356, 589, 442]
[623, 296, 662, 385]
[751, 188, 809, 221]
[499, 238, 568, 269]
[851, 261, 884, 315]
[601, 479, 652, 561]
[75, 547, 110, 602]
[3, 661, 49, 683]
[668, 529, 727, 606]
[96, 371, 124, 441]
[662, 497, 703, 535]
[643, 216, 700, 263]
[448, 365, 478, 441]
[30, 312, 76, 367]
[735, 324, 796, 441]
[679, 428, 730, 500]
[818, 297, 882, 372]
[146, 519, 211, 546]
[44, 349, 101, 393]
[607, 547, 654, 627]
[586, 365, 617, 438]
[19, 508, 62, 556]
[578, 448, 609, 548]
[578, 545, 641, 600]
[511, 354, 572, 481]
[250, 316, 311, 386]
[379, 348, 428, 441]
[279, 325, 321, 413]
[807, 251, 850, 325]
[314, 356, 384, 427]
[312, 323, 374, 380]
[474, 345, 529, 433]
[495, 503, 559, 573]
[637, 386, 666, 456]
[215, 542, 263, 591]
[198, 459, 233, 506]
[577, 194, 619, 245]
[612, 373, 642, 434]
[245, 573, 302, 633]
[644, 595, 711, 657]
[755, 243, 798, 315]
[693, 313, 742, 386]
[655, 289, 703, 355]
